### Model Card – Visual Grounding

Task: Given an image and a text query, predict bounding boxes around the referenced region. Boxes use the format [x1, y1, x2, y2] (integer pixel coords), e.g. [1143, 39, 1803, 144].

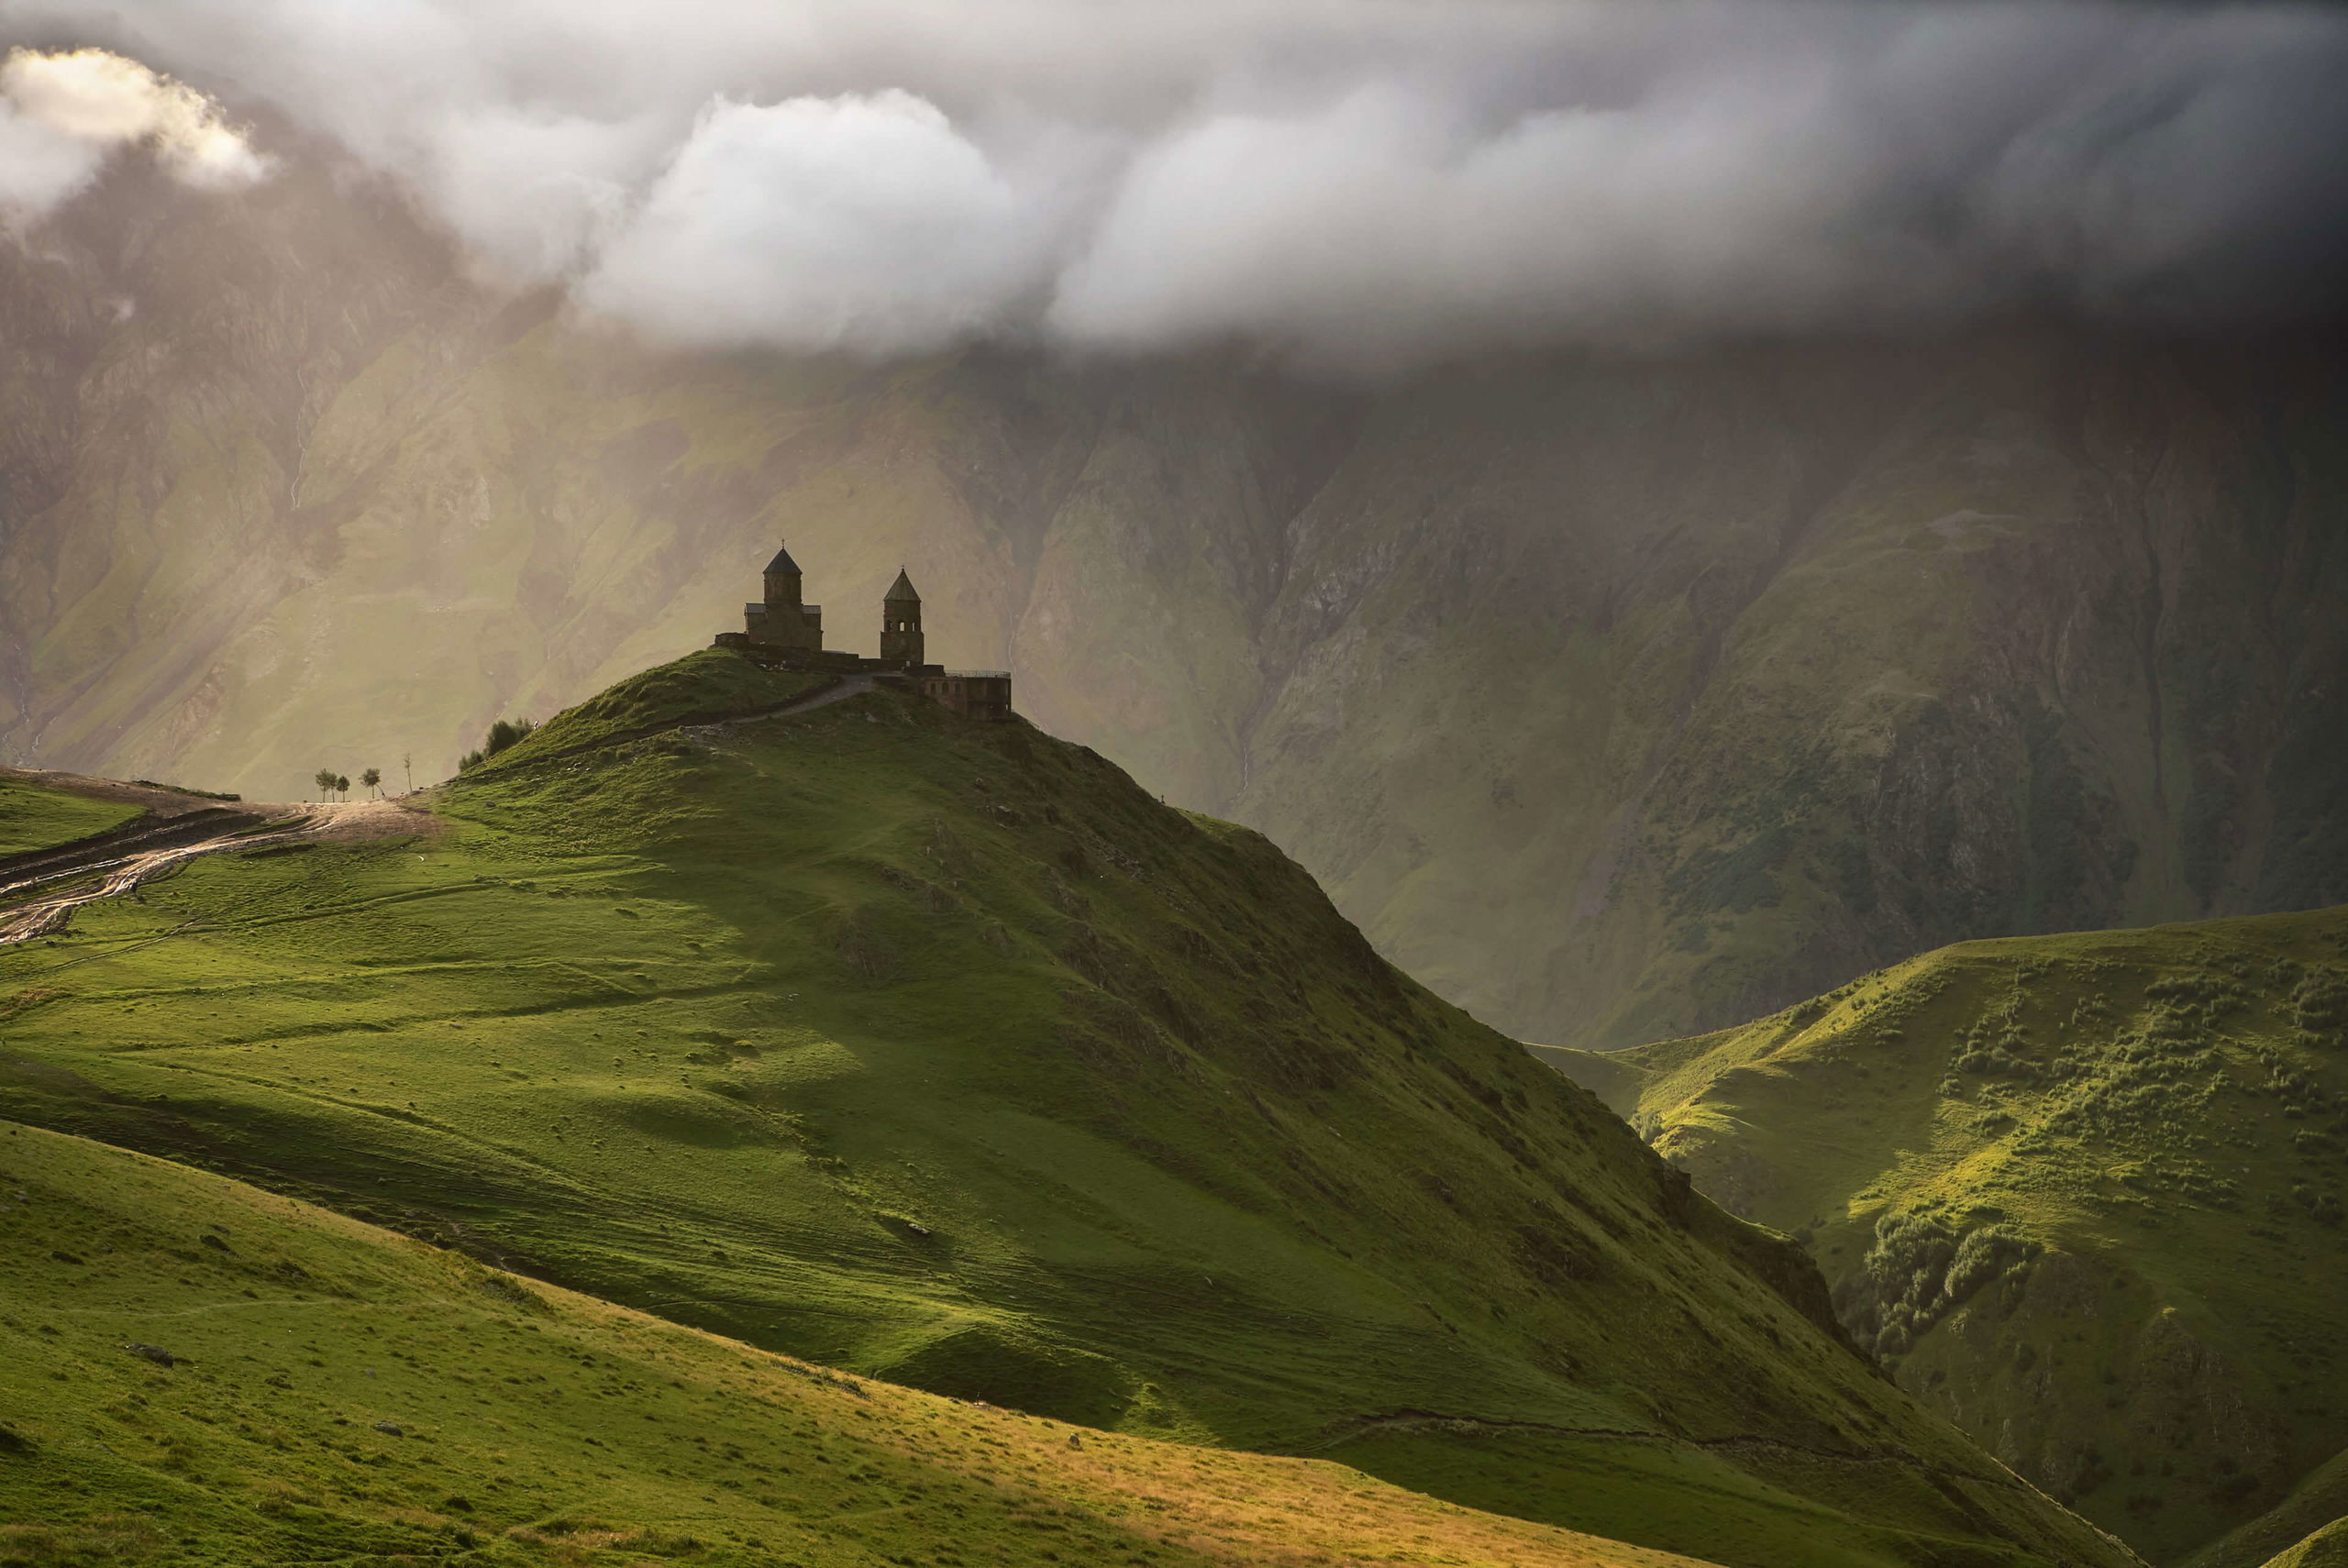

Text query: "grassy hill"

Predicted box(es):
[1541, 909, 2348, 1562]
[0, 775, 142, 858]
[0, 1116, 1720, 1568]
[0, 649, 2134, 1568]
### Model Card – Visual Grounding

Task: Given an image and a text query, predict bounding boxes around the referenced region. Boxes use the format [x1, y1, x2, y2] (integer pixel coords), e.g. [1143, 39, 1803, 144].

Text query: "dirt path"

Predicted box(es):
[689, 674, 876, 730]
[0, 799, 428, 946]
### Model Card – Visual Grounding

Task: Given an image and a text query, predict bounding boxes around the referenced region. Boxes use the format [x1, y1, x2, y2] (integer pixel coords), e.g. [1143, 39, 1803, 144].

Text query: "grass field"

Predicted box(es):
[0, 650, 2138, 1568]
[1543, 910, 2348, 1562]
[0, 1118, 1714, 1568]
[0, 778, 142, 858]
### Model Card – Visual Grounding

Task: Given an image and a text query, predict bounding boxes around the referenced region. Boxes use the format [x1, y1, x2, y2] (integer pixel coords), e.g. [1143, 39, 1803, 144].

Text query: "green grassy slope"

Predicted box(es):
[1547, 909, 2348, 1562]
[0, 778, 141, 858]
[0, 1118, 1725, 1568]
[2253, 1520, 2348, 1568]
[0, 651, 2133, 1568]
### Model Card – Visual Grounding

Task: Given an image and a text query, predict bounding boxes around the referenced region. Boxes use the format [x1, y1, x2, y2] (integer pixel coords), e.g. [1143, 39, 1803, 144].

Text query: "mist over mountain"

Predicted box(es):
[7, 0, 2348, 368]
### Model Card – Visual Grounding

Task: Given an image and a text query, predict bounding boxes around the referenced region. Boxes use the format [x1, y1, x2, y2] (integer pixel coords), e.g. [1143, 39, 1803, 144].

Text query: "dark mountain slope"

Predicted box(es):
[0, 650, 2133, 1568]
[2188, 1445, 2348, 1568]
[1231, 337, 2348, 1050]
[1545, 908, 2348, 1561]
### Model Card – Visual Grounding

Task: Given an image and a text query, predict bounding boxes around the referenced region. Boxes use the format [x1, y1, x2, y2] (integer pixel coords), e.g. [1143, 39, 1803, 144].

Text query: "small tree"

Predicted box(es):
[360, 767, 382, 799]
[335, 774, 351, 801]
[313, 767, 338, 801]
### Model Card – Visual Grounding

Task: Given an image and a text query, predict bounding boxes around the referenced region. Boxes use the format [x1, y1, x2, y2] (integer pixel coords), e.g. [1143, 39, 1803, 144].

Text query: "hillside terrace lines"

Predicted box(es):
[50, 863, 720, 948]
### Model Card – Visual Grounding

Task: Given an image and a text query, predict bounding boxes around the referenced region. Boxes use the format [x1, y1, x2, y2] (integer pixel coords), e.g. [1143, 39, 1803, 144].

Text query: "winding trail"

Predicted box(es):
[0, 790, 427, 946]
[0, 677, 876, 946]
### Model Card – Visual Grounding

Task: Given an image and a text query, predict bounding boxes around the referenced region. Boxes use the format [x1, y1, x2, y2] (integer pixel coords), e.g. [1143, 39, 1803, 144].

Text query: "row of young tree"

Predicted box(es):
[309, 713, 534, 801]
[312, 767, 382, 801]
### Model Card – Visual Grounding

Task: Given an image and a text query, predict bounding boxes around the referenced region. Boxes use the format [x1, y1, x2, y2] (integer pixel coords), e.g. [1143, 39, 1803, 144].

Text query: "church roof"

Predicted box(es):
[765, 543, 803, 576]
[884, 568, 921, 602]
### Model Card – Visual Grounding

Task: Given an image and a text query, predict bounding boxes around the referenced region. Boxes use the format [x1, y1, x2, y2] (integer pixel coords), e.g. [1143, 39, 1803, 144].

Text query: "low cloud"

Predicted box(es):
[6, 3, 2348, 367]
[0, 47, 269, 218]
[578, 91, 1058, 356]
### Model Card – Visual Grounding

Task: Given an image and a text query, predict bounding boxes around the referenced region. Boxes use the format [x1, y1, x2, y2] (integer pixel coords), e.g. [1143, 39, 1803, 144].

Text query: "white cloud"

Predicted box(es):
[576, 91, 1050, 355]
[0, 47, 270, 218]
[6, 2, 2347, 364]
[0, 97, 106, 215]
[413, 106, 659, 284]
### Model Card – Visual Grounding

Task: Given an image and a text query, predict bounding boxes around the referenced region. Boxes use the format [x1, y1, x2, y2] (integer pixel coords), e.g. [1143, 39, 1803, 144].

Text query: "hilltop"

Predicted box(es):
[0, 650, 2134, 1568]
[1541, 909, 2348, 1562]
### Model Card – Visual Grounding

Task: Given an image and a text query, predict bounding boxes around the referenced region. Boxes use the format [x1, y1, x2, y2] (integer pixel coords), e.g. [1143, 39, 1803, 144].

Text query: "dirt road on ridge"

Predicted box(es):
[0, 676, 877, 946]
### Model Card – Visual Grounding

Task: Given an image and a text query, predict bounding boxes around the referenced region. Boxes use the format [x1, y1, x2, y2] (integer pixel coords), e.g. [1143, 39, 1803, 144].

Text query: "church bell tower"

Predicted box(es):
[880, 569, 925, 668]
[764, 544, 805, 613]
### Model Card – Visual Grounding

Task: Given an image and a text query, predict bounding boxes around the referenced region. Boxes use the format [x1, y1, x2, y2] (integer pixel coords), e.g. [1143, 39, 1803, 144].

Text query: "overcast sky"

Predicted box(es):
[4, 0, 2345, 370]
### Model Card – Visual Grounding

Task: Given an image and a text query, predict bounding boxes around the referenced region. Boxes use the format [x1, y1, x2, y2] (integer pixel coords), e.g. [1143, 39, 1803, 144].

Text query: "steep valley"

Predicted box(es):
[0, 651, 2137, 1568]
[5, 158, 2346, 1052]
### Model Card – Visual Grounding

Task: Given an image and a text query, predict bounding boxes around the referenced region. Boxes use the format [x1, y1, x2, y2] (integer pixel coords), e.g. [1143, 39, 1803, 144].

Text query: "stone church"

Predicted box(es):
[715, 544, 1012, 723]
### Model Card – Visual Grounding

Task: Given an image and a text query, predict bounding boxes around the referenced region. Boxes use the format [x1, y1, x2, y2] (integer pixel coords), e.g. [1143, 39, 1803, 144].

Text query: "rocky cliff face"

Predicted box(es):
[6, 157, 2344, 1047]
